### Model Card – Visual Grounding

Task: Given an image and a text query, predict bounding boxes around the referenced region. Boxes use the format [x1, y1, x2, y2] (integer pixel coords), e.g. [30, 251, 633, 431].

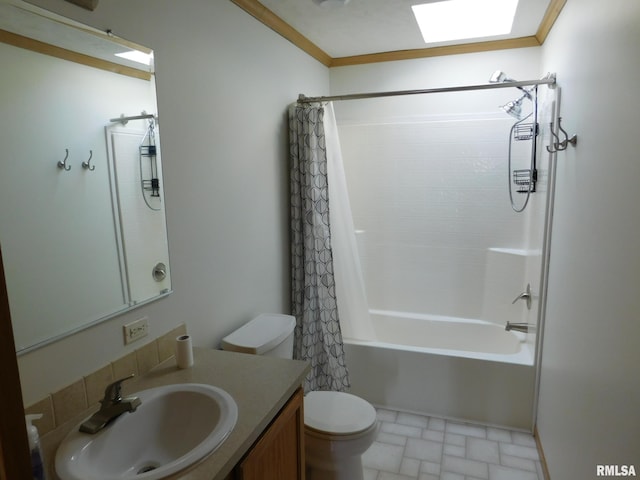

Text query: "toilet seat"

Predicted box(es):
[304, 391, 377, 436]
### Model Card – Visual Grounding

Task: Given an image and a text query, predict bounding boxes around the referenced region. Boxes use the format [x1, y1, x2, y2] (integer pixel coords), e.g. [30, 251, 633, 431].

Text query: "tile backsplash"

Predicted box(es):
[24, 323, 186, 436]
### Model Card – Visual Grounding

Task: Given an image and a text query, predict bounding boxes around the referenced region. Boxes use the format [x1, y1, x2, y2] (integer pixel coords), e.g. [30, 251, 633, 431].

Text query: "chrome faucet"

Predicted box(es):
[512, 283, 532, 310]
[505, 321, 536, 333]
[79, 374, 141, 434]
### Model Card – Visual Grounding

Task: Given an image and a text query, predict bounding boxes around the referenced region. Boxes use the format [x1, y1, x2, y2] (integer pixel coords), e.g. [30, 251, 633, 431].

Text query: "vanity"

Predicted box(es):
[41, 348, 309, 480]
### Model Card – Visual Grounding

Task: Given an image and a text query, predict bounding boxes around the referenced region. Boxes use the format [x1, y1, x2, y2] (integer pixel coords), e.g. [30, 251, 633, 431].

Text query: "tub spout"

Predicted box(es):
[505, 321, 535, 333]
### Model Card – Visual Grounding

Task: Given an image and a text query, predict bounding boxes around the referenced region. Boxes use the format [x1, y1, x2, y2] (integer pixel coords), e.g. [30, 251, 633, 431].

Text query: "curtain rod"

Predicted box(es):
[109, 113, 157, 125]
[297, 75, 556, 104]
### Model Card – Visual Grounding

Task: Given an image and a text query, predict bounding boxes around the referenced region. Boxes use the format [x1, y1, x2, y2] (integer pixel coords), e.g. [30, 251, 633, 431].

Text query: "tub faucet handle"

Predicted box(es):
[512, 283, 532, 310]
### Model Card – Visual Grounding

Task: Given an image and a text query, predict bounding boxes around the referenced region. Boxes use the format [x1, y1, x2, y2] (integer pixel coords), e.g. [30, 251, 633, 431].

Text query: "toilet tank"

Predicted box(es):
[221, 314, 296, 359]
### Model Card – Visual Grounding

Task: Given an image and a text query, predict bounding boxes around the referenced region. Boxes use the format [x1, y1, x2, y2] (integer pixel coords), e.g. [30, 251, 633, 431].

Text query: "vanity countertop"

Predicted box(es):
[41, 347, 310, 480]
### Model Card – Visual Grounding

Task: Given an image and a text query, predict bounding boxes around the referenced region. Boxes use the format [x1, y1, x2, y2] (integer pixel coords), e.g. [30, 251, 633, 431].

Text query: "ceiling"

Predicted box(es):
[241, 0, 560, 66]
[2, 0, 561, 72]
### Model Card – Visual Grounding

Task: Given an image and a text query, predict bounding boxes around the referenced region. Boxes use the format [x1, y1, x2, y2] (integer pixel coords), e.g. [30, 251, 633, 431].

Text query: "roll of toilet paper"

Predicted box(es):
[176, 334, 194, 369]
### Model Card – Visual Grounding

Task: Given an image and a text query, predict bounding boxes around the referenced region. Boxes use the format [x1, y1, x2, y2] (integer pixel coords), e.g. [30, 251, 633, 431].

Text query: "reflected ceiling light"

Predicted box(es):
[313, 0, 350, 6]
[412, 0, 519, 44]
[115, 50, 153, 66]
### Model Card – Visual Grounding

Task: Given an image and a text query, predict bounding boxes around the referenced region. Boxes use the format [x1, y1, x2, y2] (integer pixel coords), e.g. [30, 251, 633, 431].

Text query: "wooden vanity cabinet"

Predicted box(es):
[231, 387, 305, 480]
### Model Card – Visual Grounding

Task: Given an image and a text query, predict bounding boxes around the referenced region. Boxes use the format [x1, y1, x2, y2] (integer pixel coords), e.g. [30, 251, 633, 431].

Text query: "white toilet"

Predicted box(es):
[221, 313, 378, 480]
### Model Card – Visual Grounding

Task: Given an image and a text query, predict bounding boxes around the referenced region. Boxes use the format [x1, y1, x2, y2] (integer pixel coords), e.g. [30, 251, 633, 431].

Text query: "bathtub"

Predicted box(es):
[343, 310, 536, 430]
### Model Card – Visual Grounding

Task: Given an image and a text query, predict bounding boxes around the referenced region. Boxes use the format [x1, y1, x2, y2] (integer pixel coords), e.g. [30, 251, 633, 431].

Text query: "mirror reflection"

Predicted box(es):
[0, 0, 171, 353]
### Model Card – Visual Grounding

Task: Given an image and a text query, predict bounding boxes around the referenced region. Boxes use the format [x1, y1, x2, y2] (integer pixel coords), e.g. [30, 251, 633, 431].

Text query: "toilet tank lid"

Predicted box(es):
[221, 314, 296, 355]
[304, 391, 377, 435]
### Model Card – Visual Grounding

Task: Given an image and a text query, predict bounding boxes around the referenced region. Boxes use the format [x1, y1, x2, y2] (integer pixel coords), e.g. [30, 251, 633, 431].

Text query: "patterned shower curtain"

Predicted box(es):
[289, 102, 350, 392]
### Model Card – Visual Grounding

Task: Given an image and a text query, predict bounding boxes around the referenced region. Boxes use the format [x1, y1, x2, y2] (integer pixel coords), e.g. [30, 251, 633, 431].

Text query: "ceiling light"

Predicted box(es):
[115, 49, 153, 66]
[412, 0, 519, 44]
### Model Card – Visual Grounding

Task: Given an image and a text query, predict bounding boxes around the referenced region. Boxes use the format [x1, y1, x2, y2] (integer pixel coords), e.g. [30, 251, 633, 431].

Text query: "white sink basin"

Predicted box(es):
[55, 383, 238, 480]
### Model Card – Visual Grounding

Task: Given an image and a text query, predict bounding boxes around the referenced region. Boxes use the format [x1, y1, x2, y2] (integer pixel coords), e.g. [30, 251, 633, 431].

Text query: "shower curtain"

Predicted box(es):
[324, 105, 376, 342]
[289, 102, 351, 392]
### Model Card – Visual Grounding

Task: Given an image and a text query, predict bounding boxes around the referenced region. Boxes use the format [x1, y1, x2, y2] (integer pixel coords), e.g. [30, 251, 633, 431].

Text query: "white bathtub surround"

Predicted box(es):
[331, 78, 556, 347]
[363, 406, 544, 480]
[336, 112, 537, 320]
[482, 248, 537, 328]
[344, 311, 535, 430]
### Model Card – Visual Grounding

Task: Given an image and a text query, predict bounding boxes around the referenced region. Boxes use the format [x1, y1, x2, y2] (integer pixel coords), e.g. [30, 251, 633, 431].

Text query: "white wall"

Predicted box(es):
[537, 0, 640, 477]
[16, 0, 329, 405]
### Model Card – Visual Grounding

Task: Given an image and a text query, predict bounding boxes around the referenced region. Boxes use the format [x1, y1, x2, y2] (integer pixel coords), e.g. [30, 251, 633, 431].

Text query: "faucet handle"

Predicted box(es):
[102, 374, 135, 406]
[511, 283, 532, 309]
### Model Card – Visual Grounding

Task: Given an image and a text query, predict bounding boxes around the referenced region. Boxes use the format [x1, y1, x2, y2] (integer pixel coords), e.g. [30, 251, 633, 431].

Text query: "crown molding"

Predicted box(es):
[231, 0, 566, 68]
[330, 36, 541, 67]
[0, 29, 152, 80]
[231, 0, 332, 66]
[64, 0, 99, 11]
[536, 0, 567, 44]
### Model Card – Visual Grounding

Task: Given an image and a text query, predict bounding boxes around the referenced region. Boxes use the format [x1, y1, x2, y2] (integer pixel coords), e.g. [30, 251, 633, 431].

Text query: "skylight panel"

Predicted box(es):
[412, 0, 519, 44]
[115, 49, 153, 66]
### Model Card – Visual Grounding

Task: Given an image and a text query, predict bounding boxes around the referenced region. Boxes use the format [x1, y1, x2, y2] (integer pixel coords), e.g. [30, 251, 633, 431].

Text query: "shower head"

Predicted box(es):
[500, 97, 524, 119]
[500, 90, 534, 120]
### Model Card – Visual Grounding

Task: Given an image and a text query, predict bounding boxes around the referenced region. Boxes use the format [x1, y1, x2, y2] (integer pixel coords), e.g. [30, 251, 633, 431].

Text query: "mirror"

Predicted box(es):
[0, 0, 171, 353]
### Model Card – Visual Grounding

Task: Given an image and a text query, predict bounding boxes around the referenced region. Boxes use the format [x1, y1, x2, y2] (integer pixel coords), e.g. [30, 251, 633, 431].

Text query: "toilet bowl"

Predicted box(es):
[304, 390, 378, 480]
[221, 313, 378, 480]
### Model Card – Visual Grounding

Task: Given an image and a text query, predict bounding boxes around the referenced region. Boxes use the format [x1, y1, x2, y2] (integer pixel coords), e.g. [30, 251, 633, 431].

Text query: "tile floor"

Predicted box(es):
[362, 407, 544, 480]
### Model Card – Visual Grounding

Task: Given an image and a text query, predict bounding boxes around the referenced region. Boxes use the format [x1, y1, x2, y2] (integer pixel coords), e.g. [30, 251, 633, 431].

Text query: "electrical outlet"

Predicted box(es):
[123, 317, 149, 345]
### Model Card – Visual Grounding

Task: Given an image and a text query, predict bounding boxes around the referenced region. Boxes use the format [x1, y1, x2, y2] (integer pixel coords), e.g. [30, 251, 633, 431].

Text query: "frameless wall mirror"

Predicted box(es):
[0, 0, 172, 353]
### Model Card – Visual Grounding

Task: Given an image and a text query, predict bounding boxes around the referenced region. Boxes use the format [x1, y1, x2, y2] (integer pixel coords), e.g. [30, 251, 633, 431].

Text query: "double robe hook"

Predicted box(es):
[57, 149, 71, 171]
[82, 150, 95, 171]
[546, 117, 577, 153]
[57, 150, 96, 171]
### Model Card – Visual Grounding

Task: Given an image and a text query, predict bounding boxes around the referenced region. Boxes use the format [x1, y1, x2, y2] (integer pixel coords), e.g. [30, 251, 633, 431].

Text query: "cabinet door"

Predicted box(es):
[235, 387, 305, 480]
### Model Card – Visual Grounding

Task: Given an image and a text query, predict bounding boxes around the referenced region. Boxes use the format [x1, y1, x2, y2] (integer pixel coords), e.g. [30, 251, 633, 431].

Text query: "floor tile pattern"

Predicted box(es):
[362, 408, 544, 480]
